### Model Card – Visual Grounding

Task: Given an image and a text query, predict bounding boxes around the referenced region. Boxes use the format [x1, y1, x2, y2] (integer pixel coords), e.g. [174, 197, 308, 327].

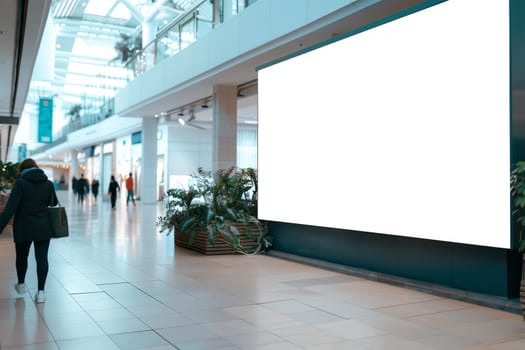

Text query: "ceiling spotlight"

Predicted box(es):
[201, 100, 209, 108]
[177, 110, 184, 116]
[188, 110, 196, 122]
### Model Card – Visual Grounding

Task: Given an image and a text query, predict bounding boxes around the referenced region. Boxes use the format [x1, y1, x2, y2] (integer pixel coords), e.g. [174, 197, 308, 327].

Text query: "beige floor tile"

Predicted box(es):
[155, 324, 218, 343]
[269, 325, 322, 337]
[0, 342, 60, 350]
[408, 307, 516, 330]
[97, 317, 150, 334]
[86, 307, 137, 322]
[109, 330, 173, 349]
[141, 312, 196, 329]
[415, 332, 478, 349]
[377, 298, 475, 318]
[316, 319, 387, 340]
[358, 314, 439, 339]
[55, 335, 121, 350]
[356, 334, 438, 350]
[223, 330, 285, 348]
[286, 310, 345, 325]
[182, 308, 238, 323]
[490, 338, 525, 350]
[0, 324, 55, 348]
[249, 342, 305, 350]
[173, 337, 238, 350]
[261, 300, 316, 314]
[315, 302, 379, 319]
[202, 319, 262, 336]
[46, 320, 105, 341]
[283, 331, 345, 347]
[305, 340, 373, 350]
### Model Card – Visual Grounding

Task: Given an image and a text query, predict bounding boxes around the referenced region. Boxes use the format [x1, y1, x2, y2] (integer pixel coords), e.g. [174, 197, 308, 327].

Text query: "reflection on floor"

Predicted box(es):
[0, 191, 524, 350]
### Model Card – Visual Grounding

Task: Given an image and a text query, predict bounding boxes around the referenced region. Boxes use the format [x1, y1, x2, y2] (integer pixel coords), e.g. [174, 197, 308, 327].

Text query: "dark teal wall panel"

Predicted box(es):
[269, 222, 520, 298]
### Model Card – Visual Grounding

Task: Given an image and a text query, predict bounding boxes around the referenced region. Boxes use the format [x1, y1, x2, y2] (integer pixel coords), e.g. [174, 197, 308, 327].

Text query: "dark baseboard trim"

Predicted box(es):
[266, 249, 522, 315]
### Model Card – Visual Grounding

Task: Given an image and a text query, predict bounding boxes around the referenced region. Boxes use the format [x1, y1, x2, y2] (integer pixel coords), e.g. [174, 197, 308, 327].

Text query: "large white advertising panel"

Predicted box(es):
[258, 0, 511, 248]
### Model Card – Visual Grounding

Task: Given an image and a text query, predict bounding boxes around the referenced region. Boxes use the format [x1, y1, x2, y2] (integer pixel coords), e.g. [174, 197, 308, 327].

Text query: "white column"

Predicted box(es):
[164, 124, 178, 190]
[141, 117, 158, 204]
[141, 19, 156, 72]
[70, 150, 78, 191]
[212, 85, 237, 173]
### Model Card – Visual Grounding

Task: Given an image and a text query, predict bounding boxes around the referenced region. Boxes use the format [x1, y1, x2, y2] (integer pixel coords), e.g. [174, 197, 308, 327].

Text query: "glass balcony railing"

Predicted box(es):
[34, 0, 259, 156]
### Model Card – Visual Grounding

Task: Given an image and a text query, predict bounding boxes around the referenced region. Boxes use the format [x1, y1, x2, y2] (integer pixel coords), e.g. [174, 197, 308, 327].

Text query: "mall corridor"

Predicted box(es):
[0, 191, 524, 350]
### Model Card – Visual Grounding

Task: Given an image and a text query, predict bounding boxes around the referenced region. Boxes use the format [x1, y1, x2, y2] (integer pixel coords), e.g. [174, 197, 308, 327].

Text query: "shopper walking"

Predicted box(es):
[125, 172, 136, 206]
[91, 179, 99, 200]
[108, 175, 120, 209]
[76, 173, 89, 203]
[0, 158, 58, 303]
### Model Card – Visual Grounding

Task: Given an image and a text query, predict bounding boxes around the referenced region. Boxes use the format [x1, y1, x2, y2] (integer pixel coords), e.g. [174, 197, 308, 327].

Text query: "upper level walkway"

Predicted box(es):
[0, 192, 524, 349]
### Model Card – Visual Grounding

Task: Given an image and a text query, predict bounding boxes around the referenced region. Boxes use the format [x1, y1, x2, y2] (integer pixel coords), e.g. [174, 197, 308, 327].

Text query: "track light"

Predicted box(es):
[188, 110, 196, 122]
[178, 118, 185, 125]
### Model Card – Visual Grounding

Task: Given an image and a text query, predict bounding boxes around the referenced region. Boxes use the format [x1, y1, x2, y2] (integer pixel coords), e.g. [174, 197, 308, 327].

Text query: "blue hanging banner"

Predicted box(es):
[38, 98, 53, 144]
[18, 143, 27, 161]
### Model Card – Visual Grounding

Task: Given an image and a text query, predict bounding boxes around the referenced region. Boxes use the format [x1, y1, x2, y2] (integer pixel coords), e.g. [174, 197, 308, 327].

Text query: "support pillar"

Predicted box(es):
[141, 117, 158, 204]
[164, 124, 178, 190]
[70, 150, 78, 192]
[212, 85, 237, 173]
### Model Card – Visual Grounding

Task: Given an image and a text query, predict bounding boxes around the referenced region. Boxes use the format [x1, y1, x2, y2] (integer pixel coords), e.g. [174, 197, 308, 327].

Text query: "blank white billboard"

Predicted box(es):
[258, 0, 510, 248]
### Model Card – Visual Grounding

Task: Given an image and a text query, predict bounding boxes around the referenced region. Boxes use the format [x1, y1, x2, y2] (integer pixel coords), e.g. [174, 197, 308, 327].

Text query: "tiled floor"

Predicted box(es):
[0, 191, 524, 350]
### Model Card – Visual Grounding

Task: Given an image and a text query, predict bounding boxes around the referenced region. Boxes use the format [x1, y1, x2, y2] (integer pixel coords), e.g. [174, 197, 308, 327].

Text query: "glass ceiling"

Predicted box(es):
[19, 0, 196, 145]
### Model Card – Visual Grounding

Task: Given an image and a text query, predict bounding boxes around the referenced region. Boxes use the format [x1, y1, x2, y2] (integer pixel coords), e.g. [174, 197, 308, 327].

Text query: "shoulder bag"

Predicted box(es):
[48, 191, 69, 238]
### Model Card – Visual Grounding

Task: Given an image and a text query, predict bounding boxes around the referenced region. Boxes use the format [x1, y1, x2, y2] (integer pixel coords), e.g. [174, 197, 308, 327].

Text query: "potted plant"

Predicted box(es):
[510, 161, 525, 320]
[158, 167, 272, 255]
[66, 104, 82, 120]
[0, 161, 20, 196]
[0, 161, 20, 234]
[113, 33, 142, 64]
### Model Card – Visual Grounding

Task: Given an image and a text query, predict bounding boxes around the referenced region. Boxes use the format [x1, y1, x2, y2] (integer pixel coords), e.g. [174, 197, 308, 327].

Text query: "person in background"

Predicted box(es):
[0, 158, 58, 303]
[76, 173, 89, 204]
[125, 172, 136, 207]
[72, 176, 78, 194]
[108, 175, 120, 209]
[91, 179, 99, 200]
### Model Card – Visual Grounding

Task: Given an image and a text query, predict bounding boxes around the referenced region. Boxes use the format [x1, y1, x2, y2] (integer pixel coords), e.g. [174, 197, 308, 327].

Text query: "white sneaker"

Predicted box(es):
[14, 283, 26, 295]
[34, 290, 46, 303]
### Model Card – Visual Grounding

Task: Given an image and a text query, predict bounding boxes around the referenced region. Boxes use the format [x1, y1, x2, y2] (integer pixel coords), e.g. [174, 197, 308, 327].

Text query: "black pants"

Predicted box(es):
[15, 240, 50, 291]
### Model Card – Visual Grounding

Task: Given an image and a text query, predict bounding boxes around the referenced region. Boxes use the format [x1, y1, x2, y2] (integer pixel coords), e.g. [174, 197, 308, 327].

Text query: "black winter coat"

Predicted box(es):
[0, 168, 58, 243]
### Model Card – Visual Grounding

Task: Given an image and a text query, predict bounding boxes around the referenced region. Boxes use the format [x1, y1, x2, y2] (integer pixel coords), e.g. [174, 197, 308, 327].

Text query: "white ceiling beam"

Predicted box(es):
[144, 0, 170, 22]
[117, 0, 144, 23]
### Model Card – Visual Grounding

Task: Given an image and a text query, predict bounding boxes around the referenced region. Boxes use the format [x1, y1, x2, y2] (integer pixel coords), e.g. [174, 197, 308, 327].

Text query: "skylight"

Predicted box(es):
[84, 0, 117, 16]
[110, 3, 132, 21]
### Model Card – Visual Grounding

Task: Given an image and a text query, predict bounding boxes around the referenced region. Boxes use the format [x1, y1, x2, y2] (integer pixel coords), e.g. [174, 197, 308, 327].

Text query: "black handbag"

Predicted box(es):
[48, 192, 69, 238]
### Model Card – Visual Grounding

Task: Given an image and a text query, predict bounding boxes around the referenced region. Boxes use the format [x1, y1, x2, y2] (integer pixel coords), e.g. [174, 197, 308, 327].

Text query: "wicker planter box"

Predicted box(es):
[0, 194, 13, 234]
[175, 222, 262, 255]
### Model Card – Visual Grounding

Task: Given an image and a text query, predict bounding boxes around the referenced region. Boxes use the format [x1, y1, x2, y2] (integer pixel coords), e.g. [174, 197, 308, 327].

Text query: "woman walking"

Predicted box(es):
[0, 158, 58, 303]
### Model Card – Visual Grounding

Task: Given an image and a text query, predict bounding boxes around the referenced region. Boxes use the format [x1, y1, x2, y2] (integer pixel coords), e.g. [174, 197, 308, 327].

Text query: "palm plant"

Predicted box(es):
[158, 167, 271, 254]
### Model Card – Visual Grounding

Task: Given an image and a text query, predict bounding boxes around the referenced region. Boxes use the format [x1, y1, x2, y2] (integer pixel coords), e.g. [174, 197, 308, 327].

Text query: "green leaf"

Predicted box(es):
[518, 239, 525, 253]
[180, 216, 199, 232]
